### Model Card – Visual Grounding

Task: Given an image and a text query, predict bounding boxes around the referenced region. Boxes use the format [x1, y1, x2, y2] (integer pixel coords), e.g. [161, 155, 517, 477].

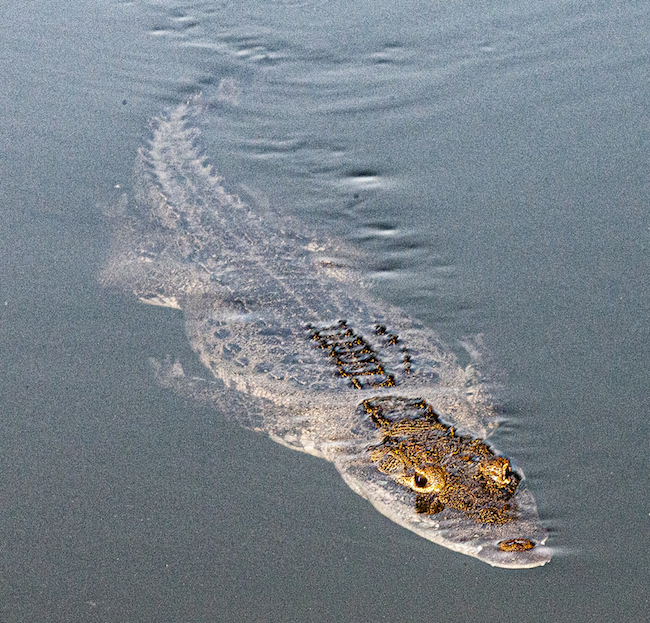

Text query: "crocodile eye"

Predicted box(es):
[414, 473, 428, 489]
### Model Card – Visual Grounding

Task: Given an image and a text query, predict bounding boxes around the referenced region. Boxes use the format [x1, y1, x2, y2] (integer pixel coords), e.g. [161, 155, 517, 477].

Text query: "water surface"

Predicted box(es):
[1, 0, 649, 620]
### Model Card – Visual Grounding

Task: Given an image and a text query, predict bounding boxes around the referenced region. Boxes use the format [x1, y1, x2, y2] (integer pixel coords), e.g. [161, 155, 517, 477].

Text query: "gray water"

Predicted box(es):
[1, 0, 649, 620]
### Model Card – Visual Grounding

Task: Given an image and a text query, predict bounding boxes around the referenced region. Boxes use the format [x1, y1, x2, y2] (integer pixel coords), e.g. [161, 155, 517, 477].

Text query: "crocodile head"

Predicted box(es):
[363, 396, 521, 524]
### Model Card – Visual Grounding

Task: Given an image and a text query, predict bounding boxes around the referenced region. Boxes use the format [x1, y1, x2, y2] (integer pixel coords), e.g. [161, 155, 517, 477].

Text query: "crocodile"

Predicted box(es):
[100, 93, 551, 568]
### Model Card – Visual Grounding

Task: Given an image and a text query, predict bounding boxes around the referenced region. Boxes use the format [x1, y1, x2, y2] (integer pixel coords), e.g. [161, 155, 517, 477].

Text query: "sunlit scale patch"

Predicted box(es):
[374, 324, 412, 373]
[361, 396, 521, 524]
[498, 538, 536, 552]
[373, 323, 399, 345]
[307, 321, 396, 389]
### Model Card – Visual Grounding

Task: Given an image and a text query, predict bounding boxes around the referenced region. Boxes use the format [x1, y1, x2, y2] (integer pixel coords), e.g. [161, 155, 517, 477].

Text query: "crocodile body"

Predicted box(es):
[101, 95, 551, 568]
